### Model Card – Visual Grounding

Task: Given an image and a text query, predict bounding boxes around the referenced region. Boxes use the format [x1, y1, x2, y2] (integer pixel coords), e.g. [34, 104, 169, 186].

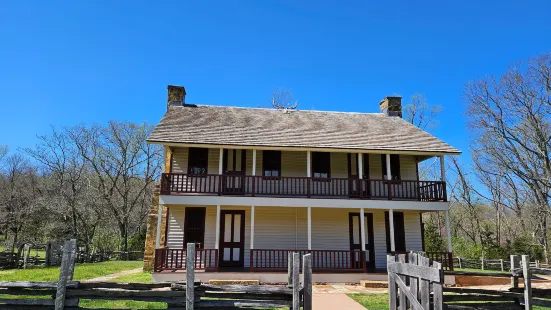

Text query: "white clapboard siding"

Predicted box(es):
[166, 206, 423, 269]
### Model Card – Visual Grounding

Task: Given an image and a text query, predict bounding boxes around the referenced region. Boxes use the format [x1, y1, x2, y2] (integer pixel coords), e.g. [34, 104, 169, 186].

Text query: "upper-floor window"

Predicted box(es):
[188, 147, 208, 175]
[263, 150, 281, 177]
[312, 152, 330, 179]
[381, 154, 400, 180]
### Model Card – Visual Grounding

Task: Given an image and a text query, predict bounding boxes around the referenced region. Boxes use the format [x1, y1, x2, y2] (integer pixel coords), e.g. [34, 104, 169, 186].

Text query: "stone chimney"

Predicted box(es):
[167, 85, 186, 108]
[379, 96, 402, 117]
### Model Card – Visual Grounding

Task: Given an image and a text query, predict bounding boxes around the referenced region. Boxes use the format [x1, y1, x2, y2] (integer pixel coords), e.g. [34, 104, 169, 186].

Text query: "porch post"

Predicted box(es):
[385, 153, 392, 180]
[307, 151, 311, 177]
[358, 153, 363, 179]
[307, 207, 312, 250]
[360, 208, 366, 251]
[155, 204, 163, 249]
[215, 205, 221, 250]
[440, 155, 445, 181]
[219, 148, 223, 174]
[389, 209, 395, 252]
[250, 205, 255, 249]
[252, 149, 257, 176]
[445, 210, 452, 252]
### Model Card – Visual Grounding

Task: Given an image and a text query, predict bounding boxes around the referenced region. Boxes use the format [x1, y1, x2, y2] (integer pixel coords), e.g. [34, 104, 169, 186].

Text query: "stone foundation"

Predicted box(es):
[143, 185, 168, 271]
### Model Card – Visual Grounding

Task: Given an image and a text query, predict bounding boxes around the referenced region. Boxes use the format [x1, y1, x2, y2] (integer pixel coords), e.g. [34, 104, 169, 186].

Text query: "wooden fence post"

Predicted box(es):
[287, 252, 293, 287]
[397, 254, 406, 310]
[511, 255, 520, 289]
[481, 257, 485, 270]
[186, 243, 195, 310]
[292, 253, 300, 310]
[387, 255, 397, 310]
[302, 254, 312, 310]
[433, 261, 444, 310]
[418, 255, 430, 309]
[45, 241, 52, 267]
[458, 257, 462, 269]
[55, 239, 76, 310]
[500, 259, 504, 272]
[408, 252, 418, 305]
[23, 244, 31, 269]
[522, 255, 532, 310]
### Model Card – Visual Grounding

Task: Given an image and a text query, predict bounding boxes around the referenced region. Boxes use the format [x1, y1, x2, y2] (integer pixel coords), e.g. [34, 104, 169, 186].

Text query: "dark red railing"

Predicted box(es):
[154, 248, 218, 272]
[160, 173, 446, 202]
[249, 249, 366, 272]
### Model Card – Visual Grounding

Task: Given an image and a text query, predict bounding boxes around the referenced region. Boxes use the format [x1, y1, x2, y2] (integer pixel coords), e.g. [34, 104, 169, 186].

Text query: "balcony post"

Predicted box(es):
[360, 208, 366, 252]
[386, 153, 392, 200]
[250, 205, 255, 250]
[307, 151, 311, 198]
[215, 205, 221, 250]
[445, 210, 452, 252]
[307, 207, 312, 250]
[358, 153, 363, 199]
[219, 148, 224, 174]
[389, 209, 395, 252]
[252, 150, 257, 196]
[155, 204, 163, 249]
[440, 155, 445, 182]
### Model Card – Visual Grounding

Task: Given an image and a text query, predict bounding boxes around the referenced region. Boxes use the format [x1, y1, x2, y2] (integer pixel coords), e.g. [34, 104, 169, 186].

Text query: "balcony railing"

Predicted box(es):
[160, 173, 447, 202]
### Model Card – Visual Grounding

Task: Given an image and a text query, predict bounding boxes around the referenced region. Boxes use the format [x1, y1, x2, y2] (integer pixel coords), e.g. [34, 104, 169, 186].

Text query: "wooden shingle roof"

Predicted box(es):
[147, 105, 460, 154]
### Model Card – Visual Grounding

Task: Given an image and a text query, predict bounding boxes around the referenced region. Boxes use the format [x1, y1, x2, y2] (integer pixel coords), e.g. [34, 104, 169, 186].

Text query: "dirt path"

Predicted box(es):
[82, 267, 143, 282]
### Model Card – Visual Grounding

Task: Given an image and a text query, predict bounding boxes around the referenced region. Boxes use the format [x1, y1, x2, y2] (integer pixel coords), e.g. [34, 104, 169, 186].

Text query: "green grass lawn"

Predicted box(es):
[347, 293, 549, 310]
[0, 261, 143, 281]
[108, 270, 153, 282]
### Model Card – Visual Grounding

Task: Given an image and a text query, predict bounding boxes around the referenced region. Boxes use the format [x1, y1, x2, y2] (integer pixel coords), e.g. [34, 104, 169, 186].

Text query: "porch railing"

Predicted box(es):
[160, 173, 447, 202]
[250, 249, 367, 272]
[154, 248, 218, 272]
[426, 251, 454, 271]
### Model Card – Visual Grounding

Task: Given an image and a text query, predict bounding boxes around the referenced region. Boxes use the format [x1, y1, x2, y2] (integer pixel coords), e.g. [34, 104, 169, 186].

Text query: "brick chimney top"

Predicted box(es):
[167, 85, 186, 108]
[379, 96, 402, 117]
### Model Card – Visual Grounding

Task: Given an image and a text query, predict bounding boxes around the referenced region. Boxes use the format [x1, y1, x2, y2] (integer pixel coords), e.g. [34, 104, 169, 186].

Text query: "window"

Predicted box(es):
[385, 211, 406, 253]
[188, 148, 208, 175]
[312, 152, 330, 179]
[381, 154, 401, 180]
[262, 151, 281, 177]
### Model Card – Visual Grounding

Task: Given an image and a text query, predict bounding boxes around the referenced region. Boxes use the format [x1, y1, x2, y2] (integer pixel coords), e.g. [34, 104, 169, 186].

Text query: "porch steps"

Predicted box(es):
[360, 280, 388, 288]
[208, 280, 260, 285]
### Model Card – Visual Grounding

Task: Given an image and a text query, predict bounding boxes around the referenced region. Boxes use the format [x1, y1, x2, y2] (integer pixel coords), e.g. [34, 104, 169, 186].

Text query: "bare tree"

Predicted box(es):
[69, 121, 163, 253]
[271, 88, 298, 110]
[466, 52, 551, 261]
[403, 94, 442, 131]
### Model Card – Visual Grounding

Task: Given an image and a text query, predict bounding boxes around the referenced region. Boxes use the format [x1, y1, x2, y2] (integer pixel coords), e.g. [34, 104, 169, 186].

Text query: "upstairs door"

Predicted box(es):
[347, 154, 370, 197]
[349, 212, 375, 268]
[219, 210, 245, 267]
[184, 208, 206, 249]
[223, 149, 246, 194]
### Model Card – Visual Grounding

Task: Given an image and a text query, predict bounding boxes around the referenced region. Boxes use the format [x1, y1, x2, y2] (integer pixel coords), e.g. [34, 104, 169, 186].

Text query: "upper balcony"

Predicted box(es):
[160, 173, 446, 201]
[159, 147, 448, 202]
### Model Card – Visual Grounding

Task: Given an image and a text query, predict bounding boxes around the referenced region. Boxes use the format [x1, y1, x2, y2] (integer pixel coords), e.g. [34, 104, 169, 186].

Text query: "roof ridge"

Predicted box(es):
[170, 104, 384, 115]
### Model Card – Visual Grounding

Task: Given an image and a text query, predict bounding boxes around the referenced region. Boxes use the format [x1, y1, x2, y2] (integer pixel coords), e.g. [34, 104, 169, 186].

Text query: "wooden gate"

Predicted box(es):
[387, 253, 444, 310]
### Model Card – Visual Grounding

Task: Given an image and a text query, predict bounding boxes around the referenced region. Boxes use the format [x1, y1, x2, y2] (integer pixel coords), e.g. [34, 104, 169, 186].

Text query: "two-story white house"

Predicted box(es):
[145, 85, 460, 283]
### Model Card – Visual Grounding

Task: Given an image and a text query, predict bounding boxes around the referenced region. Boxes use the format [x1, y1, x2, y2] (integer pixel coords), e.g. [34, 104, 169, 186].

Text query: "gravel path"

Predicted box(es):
[81, 267, 143, 282]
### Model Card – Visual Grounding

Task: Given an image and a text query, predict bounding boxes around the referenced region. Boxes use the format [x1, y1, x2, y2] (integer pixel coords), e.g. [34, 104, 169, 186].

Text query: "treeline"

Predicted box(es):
[0, 121, 162, 256]
[424, 52, 551, 262]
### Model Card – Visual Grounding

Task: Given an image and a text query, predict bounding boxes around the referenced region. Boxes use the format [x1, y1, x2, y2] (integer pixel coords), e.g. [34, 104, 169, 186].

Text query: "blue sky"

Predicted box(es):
[1, 0, 550, 164]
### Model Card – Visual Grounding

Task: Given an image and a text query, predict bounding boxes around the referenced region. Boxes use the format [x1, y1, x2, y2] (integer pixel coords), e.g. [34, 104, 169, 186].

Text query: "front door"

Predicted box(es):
[348, 153, 370, 197]
[219, 210, 245, 267]
[349, 213, 375, 268]
[223, 149, 246, 194]
[184, 208, 206, 249]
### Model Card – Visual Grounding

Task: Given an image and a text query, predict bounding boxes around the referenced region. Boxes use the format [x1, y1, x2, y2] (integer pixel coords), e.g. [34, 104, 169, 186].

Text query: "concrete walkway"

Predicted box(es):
[82, 267, 143, 282]
[313, 293, 366, 310]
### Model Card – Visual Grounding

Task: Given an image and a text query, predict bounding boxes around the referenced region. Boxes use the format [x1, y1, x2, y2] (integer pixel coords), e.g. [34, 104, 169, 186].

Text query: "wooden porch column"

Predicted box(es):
[307, 151, 311, 177]
[389, 209, 395, 252]
[250, 205, 255, 249]
[445, 210, 452, 252]
[360, 208, 366, 251]
[307, 207, 312, 250]
[215, 205, 221, 250]
[252, 149, 257, 176]
[358, 153, 363, 179]
[155, 204, 163, 249]
[440, 155, 445, 182]
[385, 153, 392, 180]
[218, 148, 223, 174]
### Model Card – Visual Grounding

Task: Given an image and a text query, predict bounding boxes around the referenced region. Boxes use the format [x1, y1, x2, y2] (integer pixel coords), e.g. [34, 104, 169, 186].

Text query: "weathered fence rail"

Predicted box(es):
[0, 241, 313, 309]
[454, 256, 540, 272]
